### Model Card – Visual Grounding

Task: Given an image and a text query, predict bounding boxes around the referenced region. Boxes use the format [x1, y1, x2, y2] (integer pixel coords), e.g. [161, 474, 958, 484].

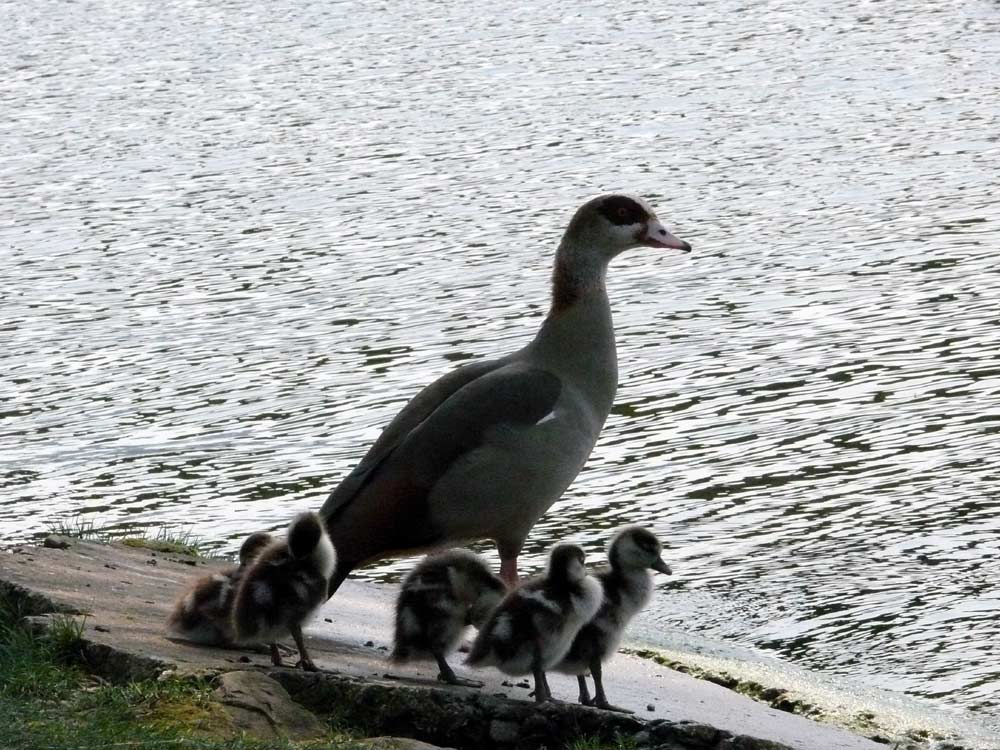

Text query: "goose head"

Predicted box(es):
[238, 531, 274, 565]
[561, 194, 691, 260]
[551, 194, 691, 312]
[608, 525, 672, 575]
[547, 543, 589, 585]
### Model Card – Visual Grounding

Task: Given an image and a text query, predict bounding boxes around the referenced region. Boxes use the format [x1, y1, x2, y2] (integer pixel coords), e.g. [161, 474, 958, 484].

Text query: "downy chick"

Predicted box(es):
[466, 544, 601, 703]
[167, 531, 273, 645]
[231, 512, 336, 671]
[554, 526, 671, 712]
[392, 549, 506, 687]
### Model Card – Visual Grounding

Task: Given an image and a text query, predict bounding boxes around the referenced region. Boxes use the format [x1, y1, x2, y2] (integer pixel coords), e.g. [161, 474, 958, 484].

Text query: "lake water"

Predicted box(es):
[3, 0, 999, 744]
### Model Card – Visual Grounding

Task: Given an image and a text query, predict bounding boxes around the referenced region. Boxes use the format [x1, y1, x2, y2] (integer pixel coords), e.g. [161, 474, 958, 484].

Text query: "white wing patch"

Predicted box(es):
[252, 581, 273, 606]
[292, 580, 310, 602]
[492, 612, 513, 643]
[522, 589, 561, 613]
[216, 579, 232, 608]
[399, 608, 420, 637]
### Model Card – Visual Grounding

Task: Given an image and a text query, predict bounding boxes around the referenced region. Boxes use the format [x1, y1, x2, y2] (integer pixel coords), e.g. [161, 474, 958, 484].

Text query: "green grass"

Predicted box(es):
[567, 733, 639, 750]
[121, 526, 204, 557]
[0, 604, 82, 701]
[0, 600, 366, 750]
[45, 516, 112, 544]
[46, 516, 205, 557]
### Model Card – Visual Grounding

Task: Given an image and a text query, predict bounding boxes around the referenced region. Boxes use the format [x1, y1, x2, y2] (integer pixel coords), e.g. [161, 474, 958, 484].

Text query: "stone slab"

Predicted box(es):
[0, 538, 883, 750]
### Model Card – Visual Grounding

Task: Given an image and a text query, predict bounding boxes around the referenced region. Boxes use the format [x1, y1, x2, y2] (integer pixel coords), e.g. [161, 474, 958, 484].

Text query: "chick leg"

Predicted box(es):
[531, 643, 550, 704]
[590, 657, 632, 713]
[269, 643, 283, 667]
[434, 650, 483, 688]
[539, 670, 562, 703]
[532, 665, 550, 703]
[290, 624, 318, 672]
[577, 675, 593, 706]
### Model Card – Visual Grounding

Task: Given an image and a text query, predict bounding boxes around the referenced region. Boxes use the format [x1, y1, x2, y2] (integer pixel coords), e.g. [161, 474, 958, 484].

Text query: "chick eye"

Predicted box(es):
[616, 207, 629, 219]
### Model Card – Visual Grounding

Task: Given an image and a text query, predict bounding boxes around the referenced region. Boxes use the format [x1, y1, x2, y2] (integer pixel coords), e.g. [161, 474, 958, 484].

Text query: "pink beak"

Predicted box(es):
[641, 218, 691, 251]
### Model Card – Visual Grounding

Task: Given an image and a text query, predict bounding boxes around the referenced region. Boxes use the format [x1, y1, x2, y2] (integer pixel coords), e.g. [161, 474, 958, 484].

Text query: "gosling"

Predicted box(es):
[167, 530, 273, 645]
[466, 544, 601, 703]
[391, 549, 506, 687]
[554, 526, 671, 712]
[231, 512, 335, 671]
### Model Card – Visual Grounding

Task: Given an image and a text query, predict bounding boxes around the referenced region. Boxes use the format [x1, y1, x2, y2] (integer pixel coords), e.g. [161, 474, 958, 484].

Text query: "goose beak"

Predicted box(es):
[641, 219, 691, 252]
[652, 558, 672, 575]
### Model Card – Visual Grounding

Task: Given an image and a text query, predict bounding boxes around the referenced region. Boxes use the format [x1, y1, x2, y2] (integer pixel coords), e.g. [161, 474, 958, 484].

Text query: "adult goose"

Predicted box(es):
[320, 194, 691, 591]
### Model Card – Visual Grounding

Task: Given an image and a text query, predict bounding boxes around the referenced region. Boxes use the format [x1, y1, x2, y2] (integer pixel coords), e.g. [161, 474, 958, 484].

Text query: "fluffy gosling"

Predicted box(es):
[166, 530, 273, 645]
[391, 549, 506, 686]
[466, 544, 601, 703]
[554, 526, 671, 712]
[231, 512, 335, 671]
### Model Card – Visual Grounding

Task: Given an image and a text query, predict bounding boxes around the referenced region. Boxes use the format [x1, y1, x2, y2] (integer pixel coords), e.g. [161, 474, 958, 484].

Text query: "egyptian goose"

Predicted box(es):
[321, 195, 691, 590]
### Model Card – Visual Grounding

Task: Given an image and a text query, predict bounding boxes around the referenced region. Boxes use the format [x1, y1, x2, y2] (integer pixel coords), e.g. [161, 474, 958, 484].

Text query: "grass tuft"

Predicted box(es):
[46, 515, 205, 557]
[46, 612, 88, 662]
[45, 516, 111, 543]
[566, 734, 638, 750]
[0, 602, 82, 700]
[121, 526, 204, 557]
[567, 733, 639, 750]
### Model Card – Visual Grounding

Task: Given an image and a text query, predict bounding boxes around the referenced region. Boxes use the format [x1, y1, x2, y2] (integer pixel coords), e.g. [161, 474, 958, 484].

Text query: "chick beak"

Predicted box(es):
[652, 558, 672, 575]
[641, 218, 691, 251]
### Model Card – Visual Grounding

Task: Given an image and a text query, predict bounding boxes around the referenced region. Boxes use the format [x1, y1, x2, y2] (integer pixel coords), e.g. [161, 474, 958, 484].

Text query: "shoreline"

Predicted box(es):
[624, 647, 992, 750]
[0, 534, 964, 750]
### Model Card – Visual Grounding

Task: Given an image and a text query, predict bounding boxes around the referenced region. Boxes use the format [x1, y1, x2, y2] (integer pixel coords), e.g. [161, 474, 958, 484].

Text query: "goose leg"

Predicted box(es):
[590, 657, 632, 713]
[434, 650, 483, 688]
[290, 624, 318, 672]
[499, 558, 519, 587]
[577, 674, 593, 706]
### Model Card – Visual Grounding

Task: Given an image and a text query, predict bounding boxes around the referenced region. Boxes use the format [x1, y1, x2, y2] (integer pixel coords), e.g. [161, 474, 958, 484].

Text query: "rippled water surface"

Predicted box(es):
[3, 0, 999, 738]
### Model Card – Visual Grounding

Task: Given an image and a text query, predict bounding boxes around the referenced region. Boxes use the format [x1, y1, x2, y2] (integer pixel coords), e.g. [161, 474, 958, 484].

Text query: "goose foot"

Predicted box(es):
[437, 672, 483, 688]
[592, 699, 633, 713]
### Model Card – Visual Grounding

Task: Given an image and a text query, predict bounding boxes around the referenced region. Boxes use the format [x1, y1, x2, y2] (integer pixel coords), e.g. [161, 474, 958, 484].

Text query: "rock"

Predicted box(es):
[651, 720, 722, 746]
[647, 703, 656, 712]
[43, 535, 73, 550]
[360, 738, 457, 750]
[489, 719, 520, 744]
[212, 670, 325, 741]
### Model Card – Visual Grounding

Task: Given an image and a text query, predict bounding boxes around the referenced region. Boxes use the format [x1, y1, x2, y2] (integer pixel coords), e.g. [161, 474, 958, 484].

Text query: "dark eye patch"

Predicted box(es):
[598, 196, 649, 226]
[633, 530, 658, 551]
